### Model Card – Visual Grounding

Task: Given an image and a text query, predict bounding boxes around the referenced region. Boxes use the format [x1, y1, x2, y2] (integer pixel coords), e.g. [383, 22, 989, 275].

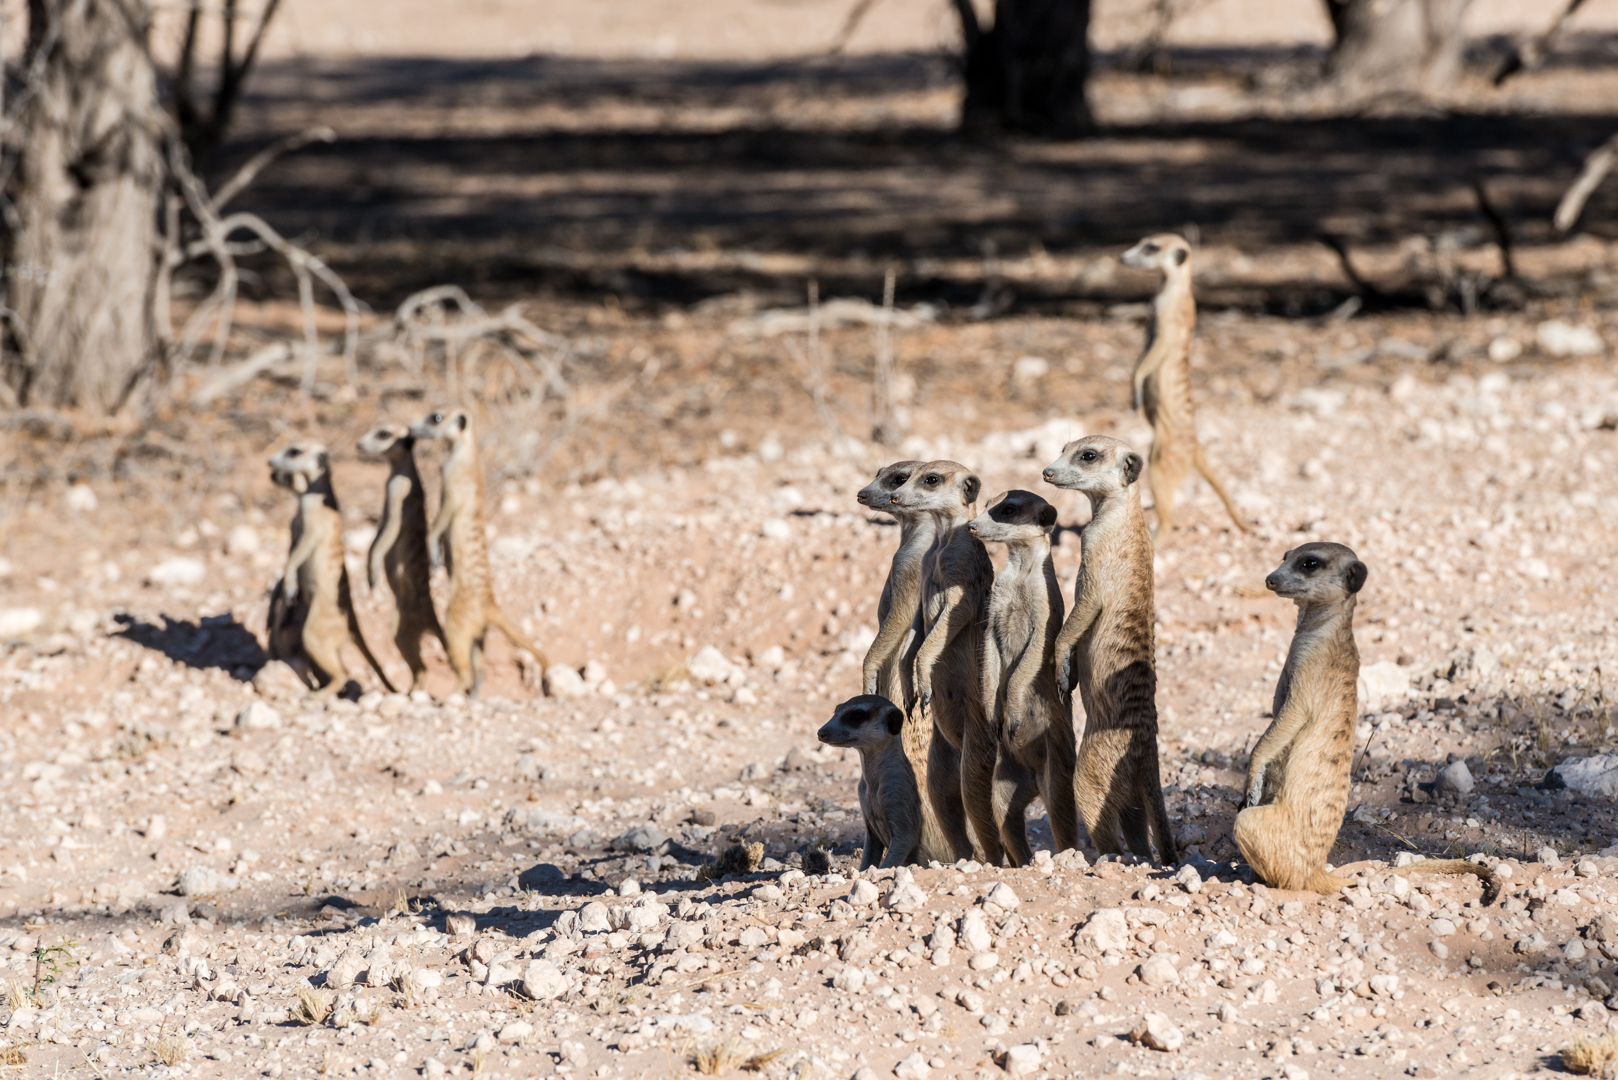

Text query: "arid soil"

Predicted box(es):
[10, 1, 1618, 1078]
[6, 292, 1618, 1080]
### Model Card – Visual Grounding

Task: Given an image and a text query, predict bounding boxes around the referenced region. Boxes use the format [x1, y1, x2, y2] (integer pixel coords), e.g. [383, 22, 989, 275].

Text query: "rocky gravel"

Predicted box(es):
[5, 303, 1618, 1079]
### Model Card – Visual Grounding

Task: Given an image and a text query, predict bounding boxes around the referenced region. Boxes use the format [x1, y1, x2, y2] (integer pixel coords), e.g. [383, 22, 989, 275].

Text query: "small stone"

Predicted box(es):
[894, 1052, 931, 1080]
[832, 967, 866, 992]
[617, 825, 667, 854]
[148, 557, 206, 587]
[1174, 865, 1202, 894]
[1537, 319, 1604, 357]
[1538, 846, 1562, 866]
[687, 646, 737, 686]
[578, 901, 612, 933]
[1138, 955, 1180, 987]
[959, 909, 993, 952]
[233, 701, 282, 732]
[853, 1069, 877, 1080]
[1131, 1012, 1184, 1052]
[1434, 760, 1473, 796]
[498, 1020, 534, 1044]
[177, 865, 231, 897]
[521, 959, 569, 1001]
[848, 880, 880, 907]
[980, 1014, 1009, 1035]
[445, 913, 476, 938]
[423, 1059, 447, 1079]
[1429, 940, 1449, 960]
[1577, 1001, 1608, 1023]
[0, 608, 41, 639]
[1002, 1044, 1041, 1078]
[225, 524, 259, 555]
[1430, 919, 1457, 937]
[983, 882, 1020, 911]
[1081, 908, 1129, 952]
[887, 881, 928, 913]
[543, 665, 588, 698]
[969, 951, 999, 971]
[517, 863, 565, 891]
[326, 948, 366, 992]
[1368, 974, 1399, 996]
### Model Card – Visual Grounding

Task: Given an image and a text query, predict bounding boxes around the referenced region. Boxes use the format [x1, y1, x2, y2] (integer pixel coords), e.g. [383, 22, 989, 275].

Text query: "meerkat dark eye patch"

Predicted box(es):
[1141, 243, 1159, 254]
[1344, 560, 1368, 594]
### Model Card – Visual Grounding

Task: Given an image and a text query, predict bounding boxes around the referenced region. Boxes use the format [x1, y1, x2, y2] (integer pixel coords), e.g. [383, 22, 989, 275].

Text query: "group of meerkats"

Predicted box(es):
[264, 409, 547, 701]
[817, 234, 1497, 901]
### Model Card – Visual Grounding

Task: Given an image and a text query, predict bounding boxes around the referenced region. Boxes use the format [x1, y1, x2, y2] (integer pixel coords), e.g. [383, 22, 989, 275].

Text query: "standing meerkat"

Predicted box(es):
[409, 409, 548, 697]
[1232, 546, 1499, 900]
[889, 460, 995, 865]
[1043, 436, 1177, 864]
[267, 443, 397, 699]
[857, 461, 967, 866]
[1121, 232, 1249, 539]
[817, 695, 923, 870]
[969, 490, 1080, 866]
[358, 425, 446, 693]
[265, 465, 312, 686]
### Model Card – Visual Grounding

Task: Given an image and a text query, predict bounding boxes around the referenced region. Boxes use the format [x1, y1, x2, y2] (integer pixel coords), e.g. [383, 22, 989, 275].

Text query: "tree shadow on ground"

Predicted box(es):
[112, 612, 266, 680]
[215, 46, 1618, 312]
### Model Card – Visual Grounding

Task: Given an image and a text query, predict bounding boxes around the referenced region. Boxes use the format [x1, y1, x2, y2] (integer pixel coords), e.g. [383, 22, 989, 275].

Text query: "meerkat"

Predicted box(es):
[1232, 542, 1366, 894]
[265, 465, 313, 687]
[1121, 232, 1249, 539]
[267, 443, 397, 699]
[856, 460, 968, 867]
[409, 409, 548, 697]
[1043, 435, 1177, 864]
[818, 694, 923, 870]
[358, 425, 446, 692]
[890, 460, 996, 865]
[1232, 546, 1501, 900]
[969, 490, 1080, 866]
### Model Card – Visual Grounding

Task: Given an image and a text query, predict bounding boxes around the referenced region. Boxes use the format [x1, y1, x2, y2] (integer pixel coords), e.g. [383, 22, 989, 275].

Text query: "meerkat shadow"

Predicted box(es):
[113, 612, 268, 681]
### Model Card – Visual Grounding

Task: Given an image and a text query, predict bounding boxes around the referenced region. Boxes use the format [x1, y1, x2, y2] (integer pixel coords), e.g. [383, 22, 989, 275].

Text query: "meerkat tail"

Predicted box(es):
[489, 607, 549, 672]
[1147, 781, 1179, 865]
[1402, 859, 1502, 905]
[1303, 869, 1354, 895]
[348, 613, 398, 694]
[1193, 446, 1251, 532]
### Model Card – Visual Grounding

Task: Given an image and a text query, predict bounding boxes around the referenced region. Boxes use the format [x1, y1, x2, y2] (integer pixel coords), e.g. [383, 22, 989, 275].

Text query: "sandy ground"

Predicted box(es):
[6, 294, 1618, 1080]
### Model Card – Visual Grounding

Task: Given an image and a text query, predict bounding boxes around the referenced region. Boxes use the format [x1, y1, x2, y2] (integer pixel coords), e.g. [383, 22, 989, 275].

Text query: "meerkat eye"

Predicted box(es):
[1300, 558, 1320, 571]
[891, 473, 910, 486]
[431, 413, 444, 424]
[1142, 243, 1159, 254]
[1079, 450, 1098, 462]
[923, 475, 941, 487]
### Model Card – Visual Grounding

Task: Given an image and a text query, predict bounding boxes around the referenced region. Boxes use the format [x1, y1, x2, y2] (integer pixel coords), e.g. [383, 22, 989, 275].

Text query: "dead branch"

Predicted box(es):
[828, 0, 883, 54]
[871, 267, 897, 445]
[190, 340, 292, 406]
[392, 286, 570, 401]
[1554, 132, 1618, 234]
[1493, 0, 1587, 86]
[1319, 232, 1386, 302]
[209, 125, 335, 213]
[1471, 177, 1517, 281]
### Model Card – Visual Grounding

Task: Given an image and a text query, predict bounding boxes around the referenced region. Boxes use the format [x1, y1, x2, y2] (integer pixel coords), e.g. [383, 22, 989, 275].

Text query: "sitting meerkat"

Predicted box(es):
[358, 424, 446, 692]
[1233, 543, 1366, 893]
[1043, 435, 1177, 864]
[818, 694, 923, 870]
[267, 443, 396, 699]
[968, 490, 1079, 866]
[889, 460, 995, 864]
[1235, 544, 1498, 901]
[409, 409, 548, 697]
[1121, 232, 1249, 539]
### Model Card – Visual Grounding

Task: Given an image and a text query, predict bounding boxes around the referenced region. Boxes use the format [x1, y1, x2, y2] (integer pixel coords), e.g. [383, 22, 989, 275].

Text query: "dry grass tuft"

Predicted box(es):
[741, 1048, 786, 1072]
[700, 842, 764, 881]
[1563, 1033, 1618, 1077]
[1, 982, 25, 1011]
[295, 985, 335, 1026]
[691, 1039, 748, 1075]
[151, 1032, 188, 1066]
[0, 1045, 26, 1066]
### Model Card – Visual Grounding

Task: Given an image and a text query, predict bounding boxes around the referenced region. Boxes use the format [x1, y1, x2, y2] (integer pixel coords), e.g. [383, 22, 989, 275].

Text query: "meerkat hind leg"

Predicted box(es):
[302, 637, 353, 701]
[1040, 734, 1081, 853]
[992, 755, 1039, 867]
[1147, 448, 1189, 540]
[926, 730, 975, 863]
[960, 717, 1005, 866]
[1233, 803, 1347, 893]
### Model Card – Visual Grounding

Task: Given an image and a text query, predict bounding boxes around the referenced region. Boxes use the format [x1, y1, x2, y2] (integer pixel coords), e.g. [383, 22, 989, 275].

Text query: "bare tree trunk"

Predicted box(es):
[1323, 0, 1474, 97]
[3, 0, 166, 412]
[956, 0, 1094, 137]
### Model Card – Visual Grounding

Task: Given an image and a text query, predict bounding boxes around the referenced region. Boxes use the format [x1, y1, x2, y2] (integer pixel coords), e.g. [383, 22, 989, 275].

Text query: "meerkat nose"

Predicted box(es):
[1264, 575, 1280, 591]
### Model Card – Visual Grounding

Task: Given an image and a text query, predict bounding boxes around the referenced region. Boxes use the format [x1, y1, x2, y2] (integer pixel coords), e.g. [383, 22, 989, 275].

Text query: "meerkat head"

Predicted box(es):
[1121, 233, 1192, 275]
[1265, 542, 1367, 606]
[1042, 435, 1142, 497]
[358, 425, 413, 457]
[817, 694, 904, 751]
[857, 460, 924, 512]
[887, 460, 981, 516]
[409, 409, 471, 442]
[267, 442, 330, 495]
[968, 489, 1058, 544]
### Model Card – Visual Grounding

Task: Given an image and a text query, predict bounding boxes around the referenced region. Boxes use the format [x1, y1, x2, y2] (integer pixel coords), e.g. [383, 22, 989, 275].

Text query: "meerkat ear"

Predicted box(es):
[884, 704, 904, 736]
[1172, 247, 1187, 266]
[1122, 452, 1143, 486]
[316, 450, 329, 472]
[1344, 559, 1368, 594]
[1039, 504, 1058, 529]
[962, 474, 981, 505]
